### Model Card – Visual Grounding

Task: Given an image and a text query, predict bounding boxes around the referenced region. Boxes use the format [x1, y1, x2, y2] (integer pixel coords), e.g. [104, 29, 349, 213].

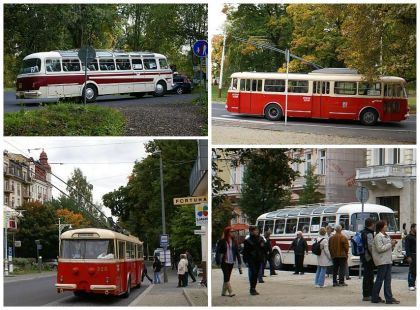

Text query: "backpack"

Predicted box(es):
[351, 232, 365, 256]
[312, 238, 324, 256]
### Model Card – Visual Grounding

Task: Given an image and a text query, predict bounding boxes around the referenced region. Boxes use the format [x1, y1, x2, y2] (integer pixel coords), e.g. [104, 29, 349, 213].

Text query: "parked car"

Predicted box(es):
[171, 75, 192, 94]
[44, 258, 58, 270]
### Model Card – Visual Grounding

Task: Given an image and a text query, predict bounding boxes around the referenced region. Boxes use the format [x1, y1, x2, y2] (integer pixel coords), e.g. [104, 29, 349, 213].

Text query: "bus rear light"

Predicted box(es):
[72, 267, 79, 275]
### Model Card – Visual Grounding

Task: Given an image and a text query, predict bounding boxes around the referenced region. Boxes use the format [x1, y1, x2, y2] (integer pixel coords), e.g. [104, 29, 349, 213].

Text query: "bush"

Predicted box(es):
[4, 103, 125, 136]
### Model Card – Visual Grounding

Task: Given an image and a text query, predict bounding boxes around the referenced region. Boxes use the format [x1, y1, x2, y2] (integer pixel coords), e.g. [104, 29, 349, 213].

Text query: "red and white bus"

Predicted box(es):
[16, 50, 174, 102]
[256, 203, 404, 269]
[55, 228, 144, 297]
[226, 69, 409, 125]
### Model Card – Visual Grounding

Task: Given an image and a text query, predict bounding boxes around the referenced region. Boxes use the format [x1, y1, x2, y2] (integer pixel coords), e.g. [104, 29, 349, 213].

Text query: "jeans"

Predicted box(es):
[332, 257, 346, 284]
[153, 271, 161, 284]
[408, 255, 416, 287]
[372, 264, 393, 303]
[361, 256, 375, 298]
[221, 262, 234, 283]
[183, 272, 189, 287]
[247, 261, 260, 292]
[294, 254, 304, 273]
[315, 266, 327, 286]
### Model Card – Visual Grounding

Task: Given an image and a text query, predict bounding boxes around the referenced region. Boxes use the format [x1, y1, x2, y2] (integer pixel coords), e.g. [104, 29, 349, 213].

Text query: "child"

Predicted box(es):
[177, 254, 188, 287]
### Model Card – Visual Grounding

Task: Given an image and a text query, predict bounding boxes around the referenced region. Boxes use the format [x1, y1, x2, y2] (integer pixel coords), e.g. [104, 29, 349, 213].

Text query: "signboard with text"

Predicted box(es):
[173, 196, 207, 205]
[195, 203, 208, 226]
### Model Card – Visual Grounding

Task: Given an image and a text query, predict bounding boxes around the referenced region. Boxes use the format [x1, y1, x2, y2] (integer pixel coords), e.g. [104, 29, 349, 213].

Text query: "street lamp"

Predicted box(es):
[153, 150, 168, 283]
[57, 218, 72, 257]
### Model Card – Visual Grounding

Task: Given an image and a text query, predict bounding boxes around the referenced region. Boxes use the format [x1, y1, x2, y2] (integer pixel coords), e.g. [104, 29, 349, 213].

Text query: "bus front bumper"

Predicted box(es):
[16, 90, 42, 99]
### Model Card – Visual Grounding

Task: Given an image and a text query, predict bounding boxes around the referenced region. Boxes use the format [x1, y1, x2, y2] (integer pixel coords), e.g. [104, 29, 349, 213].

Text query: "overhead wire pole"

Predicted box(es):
[218, 34, 226, 98]
[285, 49, 290, 126]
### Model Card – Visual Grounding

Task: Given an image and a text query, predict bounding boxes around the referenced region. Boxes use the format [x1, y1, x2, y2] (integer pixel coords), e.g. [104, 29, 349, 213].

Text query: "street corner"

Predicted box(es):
[212, 269, 416, 307]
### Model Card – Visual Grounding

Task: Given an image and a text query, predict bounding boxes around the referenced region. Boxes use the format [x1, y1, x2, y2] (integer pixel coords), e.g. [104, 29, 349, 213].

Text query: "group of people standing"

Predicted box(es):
[216, 220, 416, 303]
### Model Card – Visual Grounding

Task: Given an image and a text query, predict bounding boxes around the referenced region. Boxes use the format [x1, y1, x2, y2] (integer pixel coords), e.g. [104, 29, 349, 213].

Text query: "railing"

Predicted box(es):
[292, 175, 326, 188]
[356, 164, 416, 179]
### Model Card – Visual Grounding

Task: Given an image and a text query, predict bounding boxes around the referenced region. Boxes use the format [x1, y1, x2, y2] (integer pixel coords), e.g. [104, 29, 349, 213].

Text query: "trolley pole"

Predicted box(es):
[157, 151, 168, 283]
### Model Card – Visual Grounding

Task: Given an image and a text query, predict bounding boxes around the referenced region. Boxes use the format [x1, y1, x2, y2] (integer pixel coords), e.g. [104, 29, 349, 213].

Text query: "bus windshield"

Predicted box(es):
[61, 239, 115, 259]
[350, 212, 379, 232]
[19, 58, 41, 74]
[380, 213, 398, 232]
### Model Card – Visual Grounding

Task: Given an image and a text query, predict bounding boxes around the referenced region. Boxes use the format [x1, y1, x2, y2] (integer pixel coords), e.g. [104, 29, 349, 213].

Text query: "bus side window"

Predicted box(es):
[310, 217, 320, 233]
[274, 219, 285, 234]
[231, 78, 238, 90]
[143, 59, 157, 70]
[118, 241, 125, 259]
[245, 79, 251, 91]
[240, 79, 246, 91]
[339, 214, 350, 231]
[138, 244, 144, 259]
[158, 58, 169, 69]
[46, 59, 61, 72]
[285, 218, 297, 234]
[132, 59, 143, 70]
[116, 58, 131, 71]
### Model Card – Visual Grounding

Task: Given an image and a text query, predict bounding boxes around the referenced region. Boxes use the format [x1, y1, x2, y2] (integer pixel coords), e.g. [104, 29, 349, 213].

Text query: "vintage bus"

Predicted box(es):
[226, 69, 409, 125]
[55, 228, 144, 297]
[16, 50, 174, 102]
[256, 203, 404, 269]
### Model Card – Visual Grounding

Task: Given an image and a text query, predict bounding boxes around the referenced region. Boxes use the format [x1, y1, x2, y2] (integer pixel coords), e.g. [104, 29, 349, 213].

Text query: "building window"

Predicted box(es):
[391, 148, 400, 164]
[230, 167, 237, 185]
[318, 150, 326, 175]
[375, 148, 385, 165]
[304, 152, 312, 173]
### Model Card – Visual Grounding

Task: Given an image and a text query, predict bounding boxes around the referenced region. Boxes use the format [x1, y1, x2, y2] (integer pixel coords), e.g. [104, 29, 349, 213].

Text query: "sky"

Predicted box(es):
[4, 137, 151, 217]
[209, 3, 227, 36]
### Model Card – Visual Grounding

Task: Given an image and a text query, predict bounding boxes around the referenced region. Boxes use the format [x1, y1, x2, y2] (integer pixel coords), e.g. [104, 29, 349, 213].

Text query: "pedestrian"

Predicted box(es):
[243, 225, 265, 295]
[177, 254, 188, 287]
[264, 230, 277, 276]
[288, 231, 308, 275]
[142, 264, 153, 284]
[340, 222, 352, 280]
[215, 226, 242, 297]
[328, 224, 349, 287]
[360, 218, 375, 301]
[405, 223, 416, 291]
[152, 255, 162, 284]
[326, 225, 333, 278]
[371, 220, 400, 304]
[258, 232, 266, 283]
[314, 227, 332, 288]
[185, 251, 197, 283]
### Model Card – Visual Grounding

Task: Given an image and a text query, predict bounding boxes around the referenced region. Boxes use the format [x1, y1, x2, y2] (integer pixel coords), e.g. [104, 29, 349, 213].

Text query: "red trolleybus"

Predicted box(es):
[16, 50, 173, 102]
[226, 69, 409, 125]
[256, 203, 404, 270]
[55, 228, 144, 297]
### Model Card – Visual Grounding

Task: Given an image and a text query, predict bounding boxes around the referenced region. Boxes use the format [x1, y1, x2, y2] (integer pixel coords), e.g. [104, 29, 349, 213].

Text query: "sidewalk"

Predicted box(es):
[130, 268, 208, 307]
[4, 271, 56, 283]
[212, 269, 416, 306]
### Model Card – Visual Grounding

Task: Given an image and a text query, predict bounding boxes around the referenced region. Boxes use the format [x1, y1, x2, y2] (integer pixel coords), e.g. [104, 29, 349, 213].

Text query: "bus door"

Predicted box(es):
[239, 79, 252, 113]
[312, 81, 330, 118]
[117, 241, 126, 293]
[227, 78, 240, 112]
[250, 79, 263, 114]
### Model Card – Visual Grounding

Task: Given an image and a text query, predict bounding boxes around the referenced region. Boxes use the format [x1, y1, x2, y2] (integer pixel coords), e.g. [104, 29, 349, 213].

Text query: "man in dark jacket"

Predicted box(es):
[361, 218, 375, 301]
[185, 251, 196, 283]
[405, 223, 416, 291]
[264, 230, 277, 276]
[243, 226, 265, 295]
[288, 231, 308, 275]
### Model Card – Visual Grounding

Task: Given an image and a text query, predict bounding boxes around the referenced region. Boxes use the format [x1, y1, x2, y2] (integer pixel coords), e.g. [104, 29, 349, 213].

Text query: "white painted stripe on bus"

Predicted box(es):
[212, 116, 416, 133]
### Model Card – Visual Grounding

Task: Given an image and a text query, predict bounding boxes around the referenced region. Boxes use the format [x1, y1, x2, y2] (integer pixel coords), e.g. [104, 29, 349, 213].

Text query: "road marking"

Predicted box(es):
[212, 116, 416, 133]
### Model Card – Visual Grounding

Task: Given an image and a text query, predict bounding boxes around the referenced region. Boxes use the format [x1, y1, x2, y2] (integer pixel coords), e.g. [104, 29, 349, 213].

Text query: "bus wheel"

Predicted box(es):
[264, 104, 282, 121]
[122, 276, 131, 298]
[360, 108, 378, 125]
[83, 84, 98, 103]
[273, 250, 283, 270]
[153, 81, 166, 97]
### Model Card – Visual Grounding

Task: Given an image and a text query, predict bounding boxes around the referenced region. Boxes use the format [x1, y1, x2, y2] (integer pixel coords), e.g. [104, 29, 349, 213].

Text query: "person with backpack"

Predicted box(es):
[314, 227, 332, 288]
[359, 218, 376, 301]
[405, 223, 416, 291]
[152, 255, 162, 284]
[215, 226, 242, 297]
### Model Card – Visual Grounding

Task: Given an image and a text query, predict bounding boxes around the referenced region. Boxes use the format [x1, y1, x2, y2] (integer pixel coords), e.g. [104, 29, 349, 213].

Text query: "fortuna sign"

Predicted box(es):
[173, 196, 207, 205]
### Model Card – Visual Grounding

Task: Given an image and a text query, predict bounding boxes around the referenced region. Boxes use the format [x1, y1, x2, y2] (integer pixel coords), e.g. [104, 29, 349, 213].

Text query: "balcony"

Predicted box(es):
[292, 174, 326, 189]
[23, 190, 31, 198]
[356, 164, 416, 180]
[4, 185, 13, 193]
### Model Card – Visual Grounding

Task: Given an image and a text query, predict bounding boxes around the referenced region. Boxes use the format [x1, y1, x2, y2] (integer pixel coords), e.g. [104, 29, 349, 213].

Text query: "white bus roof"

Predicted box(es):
[257, 203, 394, 220]
[60, 228, 142, 244]
[230, 71, 406, 83]
[23, 50, 166, 60]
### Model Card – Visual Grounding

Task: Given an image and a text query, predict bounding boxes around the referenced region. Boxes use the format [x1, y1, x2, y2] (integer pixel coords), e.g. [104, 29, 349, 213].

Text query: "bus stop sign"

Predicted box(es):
[193, 40, 208, 57]
[78, 46, 96, 65]
[356, 186, 369, 203]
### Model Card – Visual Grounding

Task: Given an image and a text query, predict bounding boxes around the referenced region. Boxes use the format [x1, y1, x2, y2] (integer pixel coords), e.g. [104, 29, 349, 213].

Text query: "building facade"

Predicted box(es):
[356, 148, 416, 231]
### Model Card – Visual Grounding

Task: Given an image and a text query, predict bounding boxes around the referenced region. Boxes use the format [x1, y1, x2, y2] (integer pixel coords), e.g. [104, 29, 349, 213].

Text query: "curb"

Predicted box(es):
[182, 289, 193, 306]
[128, 283, 154, 306]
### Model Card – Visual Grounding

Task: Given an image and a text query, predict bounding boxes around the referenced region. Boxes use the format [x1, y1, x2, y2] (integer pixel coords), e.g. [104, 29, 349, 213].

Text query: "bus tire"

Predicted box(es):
[272, 250, 284, 270]
[360, 108, 378, 125]
[122, 276, 131, 298]
[264, 104, 283, 121]
[176, 87, 184, 95]
[82, 84, 98, 103]
[153, 81, 166, 97]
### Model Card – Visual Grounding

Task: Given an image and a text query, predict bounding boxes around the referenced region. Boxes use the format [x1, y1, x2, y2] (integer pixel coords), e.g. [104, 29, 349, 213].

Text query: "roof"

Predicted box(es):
[257, 203, 394, 220]
[24, 50, 166, 60]
[230, 71, 406, 83]
[60, 228, 142, 244]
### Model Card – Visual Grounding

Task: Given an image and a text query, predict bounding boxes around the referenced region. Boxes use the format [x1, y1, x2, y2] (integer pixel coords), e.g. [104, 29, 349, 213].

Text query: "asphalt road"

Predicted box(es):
[4, 91, 198, 113]
[4, 273, 148, 306]
[212, 102, 416, 144]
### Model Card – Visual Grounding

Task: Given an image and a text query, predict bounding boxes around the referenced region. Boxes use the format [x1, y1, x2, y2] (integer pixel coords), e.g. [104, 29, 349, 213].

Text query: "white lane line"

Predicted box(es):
[212, 117, 416, 133]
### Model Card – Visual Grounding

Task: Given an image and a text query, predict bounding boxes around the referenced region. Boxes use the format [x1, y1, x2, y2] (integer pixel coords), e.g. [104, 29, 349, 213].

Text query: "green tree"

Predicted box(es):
[298, 166, 324, 205]
[233, 149, 298, 223]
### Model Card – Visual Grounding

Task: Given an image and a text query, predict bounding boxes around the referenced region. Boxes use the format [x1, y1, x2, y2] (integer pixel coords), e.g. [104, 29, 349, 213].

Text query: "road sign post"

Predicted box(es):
[193, 40, 208, 99]
[78, 46, 96, 104]
[356, 186, 369, 279]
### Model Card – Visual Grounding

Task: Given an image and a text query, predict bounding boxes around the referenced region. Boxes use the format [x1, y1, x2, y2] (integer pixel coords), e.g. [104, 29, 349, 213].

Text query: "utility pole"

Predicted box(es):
[218, 34, 226, 98]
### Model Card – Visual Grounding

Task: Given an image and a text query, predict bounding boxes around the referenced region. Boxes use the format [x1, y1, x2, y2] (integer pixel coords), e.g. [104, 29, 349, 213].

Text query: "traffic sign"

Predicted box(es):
[14, 241, 21, 247]
[173, 196, 207, 205]
[193, 40, 208, 57]
[78, 46, 96, 65]
[8, 247, 12, 257]
[356, 186, 369, 203]
[160, 234, 169, 247]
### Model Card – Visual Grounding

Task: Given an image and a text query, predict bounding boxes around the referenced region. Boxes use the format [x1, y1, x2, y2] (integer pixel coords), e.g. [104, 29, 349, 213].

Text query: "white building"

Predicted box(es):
[356, 148, 416, 231]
